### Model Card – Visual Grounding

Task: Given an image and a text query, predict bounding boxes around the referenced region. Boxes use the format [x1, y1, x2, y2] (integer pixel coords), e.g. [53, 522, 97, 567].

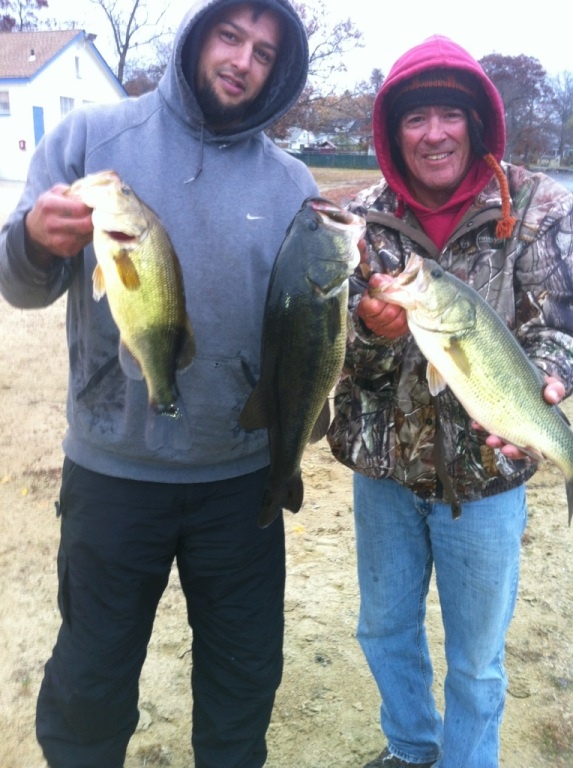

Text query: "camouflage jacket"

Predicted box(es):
[327, 164, 573, 503]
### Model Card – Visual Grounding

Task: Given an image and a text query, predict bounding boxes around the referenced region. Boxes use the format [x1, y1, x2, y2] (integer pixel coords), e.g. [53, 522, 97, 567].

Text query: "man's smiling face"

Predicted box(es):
[396, 105, 473, 208]
[195, 3, 281, 131]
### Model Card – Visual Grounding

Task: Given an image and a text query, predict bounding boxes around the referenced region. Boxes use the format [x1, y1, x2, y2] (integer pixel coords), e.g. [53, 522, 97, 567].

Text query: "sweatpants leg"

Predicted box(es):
[36, 459, 178, 768]
[176, 468, 286, 768]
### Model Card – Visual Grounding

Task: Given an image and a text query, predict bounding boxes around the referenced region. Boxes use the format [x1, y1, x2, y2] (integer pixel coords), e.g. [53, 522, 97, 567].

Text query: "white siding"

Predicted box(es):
[0, 38, 124, 181]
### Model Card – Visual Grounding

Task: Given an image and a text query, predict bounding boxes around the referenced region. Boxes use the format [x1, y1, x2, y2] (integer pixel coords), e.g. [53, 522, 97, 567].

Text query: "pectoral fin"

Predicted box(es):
[309, 400, 331, 444]
[92, 264, 106, 301]
[427, 363, 447, 396]
[446, 337, 472, 377]
[114, 250, 141, 290]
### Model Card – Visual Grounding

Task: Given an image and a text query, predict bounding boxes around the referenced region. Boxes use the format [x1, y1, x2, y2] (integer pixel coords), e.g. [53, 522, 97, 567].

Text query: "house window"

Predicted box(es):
[75, 56, 81, 78]
[0, 91, 10, 115]
[60, 96, 75, 117]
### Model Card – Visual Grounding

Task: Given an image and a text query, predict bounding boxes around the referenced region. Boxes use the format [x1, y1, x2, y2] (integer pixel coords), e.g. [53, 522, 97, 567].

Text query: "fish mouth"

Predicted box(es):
[310, 198, 365, 230]
[368, 253, 423, 304]
[106, 230, 138, 243]
[392, 253, 424, 287]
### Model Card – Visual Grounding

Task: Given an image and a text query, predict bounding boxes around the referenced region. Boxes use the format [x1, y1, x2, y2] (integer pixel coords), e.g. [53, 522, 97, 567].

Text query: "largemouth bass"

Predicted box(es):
[68, 170, 195, 448]
[372, 253, 573, 524]
[240, 197, 365, 528]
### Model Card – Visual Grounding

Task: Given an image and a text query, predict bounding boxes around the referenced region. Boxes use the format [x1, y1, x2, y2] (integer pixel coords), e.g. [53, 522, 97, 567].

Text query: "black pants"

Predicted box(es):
[36, 458, 286, 768]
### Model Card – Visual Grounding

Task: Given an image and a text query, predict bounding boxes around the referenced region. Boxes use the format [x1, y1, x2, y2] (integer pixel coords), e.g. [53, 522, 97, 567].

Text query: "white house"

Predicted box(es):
[275, 127, 319, 153]
[0, 30, 126, 181]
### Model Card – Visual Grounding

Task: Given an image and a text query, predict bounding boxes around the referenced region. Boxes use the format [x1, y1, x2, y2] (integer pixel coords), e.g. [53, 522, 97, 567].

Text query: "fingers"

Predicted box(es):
[543, 375, 565, 405]
[25, 186, 94, 260]
[358, 273, 409, 339]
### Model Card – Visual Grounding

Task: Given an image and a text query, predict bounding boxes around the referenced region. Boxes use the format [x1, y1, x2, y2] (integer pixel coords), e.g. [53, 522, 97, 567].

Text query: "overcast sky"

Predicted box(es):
[46, 0, 572, 88]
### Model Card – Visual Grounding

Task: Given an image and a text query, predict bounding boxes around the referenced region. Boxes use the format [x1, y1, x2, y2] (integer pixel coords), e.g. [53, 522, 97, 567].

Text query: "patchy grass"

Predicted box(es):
[538, 717, 573, 762]
[311, 167, 381, 187]
[310, 166, 382, 206]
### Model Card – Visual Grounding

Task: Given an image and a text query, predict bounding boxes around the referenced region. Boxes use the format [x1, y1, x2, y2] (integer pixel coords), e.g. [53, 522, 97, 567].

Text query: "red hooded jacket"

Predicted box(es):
[373, 35, 507, 249]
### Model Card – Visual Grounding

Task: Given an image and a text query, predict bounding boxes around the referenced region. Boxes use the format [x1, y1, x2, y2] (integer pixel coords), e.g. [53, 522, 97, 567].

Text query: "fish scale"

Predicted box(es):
[68, 170, 195, 450]
[239, 197, 365, 528]
[376, 254, 573, 525]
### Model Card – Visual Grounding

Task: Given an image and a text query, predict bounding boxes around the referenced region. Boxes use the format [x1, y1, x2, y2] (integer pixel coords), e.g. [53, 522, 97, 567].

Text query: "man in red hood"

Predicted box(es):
[328, 36, 573, 768]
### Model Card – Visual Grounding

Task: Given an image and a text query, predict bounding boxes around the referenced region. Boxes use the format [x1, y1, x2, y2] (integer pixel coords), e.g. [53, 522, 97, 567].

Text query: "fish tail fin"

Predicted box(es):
[566, 477, 573, 527]
[258, 474, 304, 529]
[145, 398, 192, 451]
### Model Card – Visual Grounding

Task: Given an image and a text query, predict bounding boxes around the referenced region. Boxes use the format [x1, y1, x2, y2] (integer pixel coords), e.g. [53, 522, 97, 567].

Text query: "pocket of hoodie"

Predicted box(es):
[176, 355, 268, 465]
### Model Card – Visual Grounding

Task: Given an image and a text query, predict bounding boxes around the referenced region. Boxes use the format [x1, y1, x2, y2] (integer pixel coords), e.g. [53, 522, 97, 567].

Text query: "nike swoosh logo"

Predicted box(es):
[246, 213, 265, 220]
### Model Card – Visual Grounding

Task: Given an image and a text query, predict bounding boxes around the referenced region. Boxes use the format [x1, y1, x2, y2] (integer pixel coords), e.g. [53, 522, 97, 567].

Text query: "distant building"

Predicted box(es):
[0, 29, 126, 181]
[275, 127, 319, 153]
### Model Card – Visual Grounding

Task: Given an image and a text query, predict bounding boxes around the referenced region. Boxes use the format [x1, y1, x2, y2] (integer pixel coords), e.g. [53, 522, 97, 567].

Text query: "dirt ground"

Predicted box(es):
[0, 172, 572, 768]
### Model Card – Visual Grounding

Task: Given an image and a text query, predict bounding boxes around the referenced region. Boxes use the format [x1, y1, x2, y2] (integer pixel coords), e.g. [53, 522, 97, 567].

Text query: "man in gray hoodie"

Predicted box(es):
[0, 2, 318, 766]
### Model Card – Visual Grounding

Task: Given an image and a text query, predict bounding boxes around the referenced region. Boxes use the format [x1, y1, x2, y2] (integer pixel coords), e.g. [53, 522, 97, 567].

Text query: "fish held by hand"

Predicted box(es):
[67, 170, 195, 449]
[371, 253, 573, 526]
[240, 197, 365, 527]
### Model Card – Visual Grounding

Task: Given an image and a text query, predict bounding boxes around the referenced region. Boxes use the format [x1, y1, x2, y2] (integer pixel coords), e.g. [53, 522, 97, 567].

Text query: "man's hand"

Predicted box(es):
[358, 272, 409, 340]
[25, 184, 94, 268]
[473, 375, 566, 459]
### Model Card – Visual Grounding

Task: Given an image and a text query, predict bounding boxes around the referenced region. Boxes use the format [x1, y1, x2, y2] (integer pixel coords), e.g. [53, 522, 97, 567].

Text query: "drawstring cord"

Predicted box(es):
[184, 121, 205, 183]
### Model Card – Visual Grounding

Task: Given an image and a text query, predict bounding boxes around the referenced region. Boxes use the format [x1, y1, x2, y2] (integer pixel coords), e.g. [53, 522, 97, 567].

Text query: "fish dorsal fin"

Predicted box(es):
[427, 363, 447, 396]
[310, 400, 331, 444]
[114, 250, 141, 290]
[238, 386, 268, 430]
[92, 264, 106, 301]
[176, 318, 196, 372]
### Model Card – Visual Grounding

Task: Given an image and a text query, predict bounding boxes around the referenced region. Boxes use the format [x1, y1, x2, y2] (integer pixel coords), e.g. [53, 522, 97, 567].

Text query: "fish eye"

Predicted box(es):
[430, 268, 443, 278]
[120, 185, 132, 197]
[308, 219, 319, 232]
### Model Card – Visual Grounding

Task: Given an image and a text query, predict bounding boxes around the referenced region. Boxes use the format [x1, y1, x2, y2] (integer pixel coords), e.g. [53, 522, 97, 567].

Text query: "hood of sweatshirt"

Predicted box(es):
[158, 0, 308, 144]
[372, 35, 506, 235]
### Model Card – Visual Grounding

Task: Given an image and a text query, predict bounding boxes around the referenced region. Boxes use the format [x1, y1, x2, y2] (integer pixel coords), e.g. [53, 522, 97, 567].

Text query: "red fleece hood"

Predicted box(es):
[373, 35, 506, 218]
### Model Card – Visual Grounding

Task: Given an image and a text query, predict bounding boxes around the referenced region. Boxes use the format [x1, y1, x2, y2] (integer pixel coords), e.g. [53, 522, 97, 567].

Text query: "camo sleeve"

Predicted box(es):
[511, 169, 573, 396]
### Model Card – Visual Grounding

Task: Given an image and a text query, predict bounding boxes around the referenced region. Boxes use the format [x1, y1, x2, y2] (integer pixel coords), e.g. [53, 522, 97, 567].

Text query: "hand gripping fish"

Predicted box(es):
[68, 170, 195, 449]
[372, 253, 573, 525]
[240, 198, 365, 528]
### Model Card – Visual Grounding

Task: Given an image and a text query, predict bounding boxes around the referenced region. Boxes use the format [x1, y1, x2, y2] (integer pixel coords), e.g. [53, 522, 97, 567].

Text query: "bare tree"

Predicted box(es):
[0, 0, 48, 31]
[551, 72, 573, 162]
[123, 37, 171, 96]
[268, 0, 364, 138]
[291, 0, 363, 91]
[87, 0, 172, 84]
[480, 53, 557, 163]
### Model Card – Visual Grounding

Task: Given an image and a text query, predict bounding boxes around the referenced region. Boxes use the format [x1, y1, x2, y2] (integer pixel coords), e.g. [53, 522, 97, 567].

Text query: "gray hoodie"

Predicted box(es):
[0, 0, 319, 482]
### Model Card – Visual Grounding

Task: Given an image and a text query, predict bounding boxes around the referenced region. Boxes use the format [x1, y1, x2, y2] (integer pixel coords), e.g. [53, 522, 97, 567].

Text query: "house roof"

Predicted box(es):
[0, 29, 86, 79]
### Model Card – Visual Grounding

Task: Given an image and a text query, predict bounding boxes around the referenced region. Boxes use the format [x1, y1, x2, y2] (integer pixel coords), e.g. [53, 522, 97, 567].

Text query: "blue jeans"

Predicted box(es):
[353, 476, 527, 768]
